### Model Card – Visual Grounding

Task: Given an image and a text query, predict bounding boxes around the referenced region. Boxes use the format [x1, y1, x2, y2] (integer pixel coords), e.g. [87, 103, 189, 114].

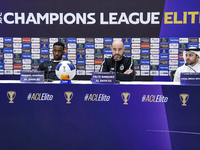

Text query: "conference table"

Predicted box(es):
[0, 80, 199, 150]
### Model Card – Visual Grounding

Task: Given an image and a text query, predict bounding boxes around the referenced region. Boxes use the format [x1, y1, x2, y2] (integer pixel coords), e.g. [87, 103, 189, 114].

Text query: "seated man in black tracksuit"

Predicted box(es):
[99, 40, 135, 81]
[37, 42, 65, 80]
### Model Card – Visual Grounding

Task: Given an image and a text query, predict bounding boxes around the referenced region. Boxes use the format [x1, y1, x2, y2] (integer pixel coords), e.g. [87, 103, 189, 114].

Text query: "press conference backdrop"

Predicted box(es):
[0, 0, 200, 81]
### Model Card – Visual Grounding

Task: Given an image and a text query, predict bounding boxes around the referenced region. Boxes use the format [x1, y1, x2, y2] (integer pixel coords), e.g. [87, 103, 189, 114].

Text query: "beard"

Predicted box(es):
[113, 54, 122, 61]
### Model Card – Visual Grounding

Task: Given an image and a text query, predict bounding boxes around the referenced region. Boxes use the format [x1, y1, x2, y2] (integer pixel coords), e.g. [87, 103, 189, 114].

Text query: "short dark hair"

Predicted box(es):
[53, 42, 65, 50]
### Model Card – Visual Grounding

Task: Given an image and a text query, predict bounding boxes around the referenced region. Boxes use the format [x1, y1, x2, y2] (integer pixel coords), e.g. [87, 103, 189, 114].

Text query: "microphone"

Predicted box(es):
[45, 61, 53, 82]
[113, 56, 120, 84]
[185, 63, 197, 73]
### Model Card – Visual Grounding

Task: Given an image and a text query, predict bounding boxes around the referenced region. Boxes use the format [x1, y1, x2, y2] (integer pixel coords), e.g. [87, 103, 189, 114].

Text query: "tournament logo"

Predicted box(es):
[179, 93, 189, 106]
[121, 92, 130, 105]
[84, 93, 110, 101]
[64, 91, 73, 104]
[7, 91, 16, 103]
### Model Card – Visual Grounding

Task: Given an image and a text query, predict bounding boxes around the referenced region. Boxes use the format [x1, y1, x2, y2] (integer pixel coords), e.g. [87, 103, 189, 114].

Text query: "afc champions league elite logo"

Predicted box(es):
[179, 93, 189, 106]
[121, 92, 130, 105]
[7, 91, 16, 103]
[64, 91, 73, 104]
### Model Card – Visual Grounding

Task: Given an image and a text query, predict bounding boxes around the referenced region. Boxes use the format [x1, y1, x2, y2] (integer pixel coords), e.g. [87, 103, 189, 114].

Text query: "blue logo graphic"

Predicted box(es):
[62, 54, 67, 59]
[22, 43, 31, 48]
[0, 64, 4, 69]
[77, 44, 85, 49]
[160, 54, 169, 60]
[141, 60, 150, 65]
[169, 38, 179, 43]
[23, 54, 31, 59]
[40, 43, 49, 49]
[4, 48, 13, 53]
[32, 59, 40, 64]
[59, 38, 67, 43]
[77, 60, 85, 65]
[188, 43, 198, 48]
[124, 44, 131, 49]
[123, 38, 131, 44]
[4, 38, 13, 43]
[104, 38, 113, 43]
[179, 60, 184, 66]
[68, 38, 76, 43]
[86, 43, 94, 48]
[160, 49, 169, 54]
[104, 49, 112, 54]
[95, 49, 103, 54]
[40, 59, 49, 63]
[159, 65, 169, 70]
[41, 49, 49, 54]
[77, 54, 85, 59]
[14, 54, 22, 59]
[141, 49, 150, 54]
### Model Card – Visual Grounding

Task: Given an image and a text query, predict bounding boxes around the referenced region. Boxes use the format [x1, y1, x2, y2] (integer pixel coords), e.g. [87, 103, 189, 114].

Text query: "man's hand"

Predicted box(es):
[124, 69, 133, 74]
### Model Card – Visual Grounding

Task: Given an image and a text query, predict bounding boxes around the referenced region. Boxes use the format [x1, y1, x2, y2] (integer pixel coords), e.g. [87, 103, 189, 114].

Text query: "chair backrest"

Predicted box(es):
[170, 70, 176, 81]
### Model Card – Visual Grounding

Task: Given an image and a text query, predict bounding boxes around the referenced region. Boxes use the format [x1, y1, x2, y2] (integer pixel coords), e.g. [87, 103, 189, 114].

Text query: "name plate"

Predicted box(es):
[181, 72, 200, 85]
[20, 70, 44, 83]
[92, 72, 116, 84]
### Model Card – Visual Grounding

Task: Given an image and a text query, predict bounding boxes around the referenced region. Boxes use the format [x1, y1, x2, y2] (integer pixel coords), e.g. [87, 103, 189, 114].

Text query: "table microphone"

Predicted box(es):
[114, 56, 120, 84]
[185, 63, 197, 73]
[45, 61, 53, 82]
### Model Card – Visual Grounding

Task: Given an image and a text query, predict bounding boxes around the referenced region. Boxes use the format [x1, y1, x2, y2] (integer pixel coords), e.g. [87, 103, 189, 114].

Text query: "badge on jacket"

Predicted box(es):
[120, 64, 124, 70]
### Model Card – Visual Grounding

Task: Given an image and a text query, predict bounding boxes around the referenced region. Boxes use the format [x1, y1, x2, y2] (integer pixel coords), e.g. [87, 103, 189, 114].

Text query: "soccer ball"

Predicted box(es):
[55, 61, 76, 80]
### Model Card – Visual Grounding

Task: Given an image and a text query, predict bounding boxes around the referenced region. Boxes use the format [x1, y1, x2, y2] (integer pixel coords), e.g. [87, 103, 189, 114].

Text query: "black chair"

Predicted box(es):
[170, 70, 176, 81]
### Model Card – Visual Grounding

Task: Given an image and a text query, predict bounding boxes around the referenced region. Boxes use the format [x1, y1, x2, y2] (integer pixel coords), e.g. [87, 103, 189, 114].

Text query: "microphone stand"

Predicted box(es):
[45, 61, 53, 82]
[185, 63, 197, 73]
[114, 57, 120, 84]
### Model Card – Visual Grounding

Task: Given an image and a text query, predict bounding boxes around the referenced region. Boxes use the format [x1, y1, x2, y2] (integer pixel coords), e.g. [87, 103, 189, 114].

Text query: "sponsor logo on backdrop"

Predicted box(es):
[132, 44, 140, 48]
[189, 38, 198, 43]
[179, 38, 188, 43]
[77, 38, 85, 43]
[64, 91, 73, 104]
[150, 70, 159, 76]
[169, 43, 178, 48]
[179, 93, 189, 106]
[7, 91, 16, 103]
[22, 38, 31, 43]
[95, 38, 103, 43]
[13, 43, 22, 48]
[150, 60, 159, 65]
[132, 38, 141, 43]
[40, 38, 48, 43]
[150, 55, 159, 59]
[13, 38, 21, 44]
[31, 38, 40, 43]
[49, 38, 58, 43]
[150, 38, 159, 43]
[142, 95, 168, 103]
[4, 38, 13, 43]
[141, 38, 150, 43]
[150, 44, 159, 48]
[86, 38, 94, 43]
[27, 93, 53, 101]
[31, 43, 40, 48]
[86, 60, 94, 64]
[132, 49, 140, 54]
[84, 93, 110, 101]
[77, 70, 85, 75]
[160, 38, 169, 43]
[151, 65, 159, 70]
[4, 43, 12, 48]
[4, 54, 13, 58]
[86, 49, 94, 53]
[121, 92, 130, 105]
